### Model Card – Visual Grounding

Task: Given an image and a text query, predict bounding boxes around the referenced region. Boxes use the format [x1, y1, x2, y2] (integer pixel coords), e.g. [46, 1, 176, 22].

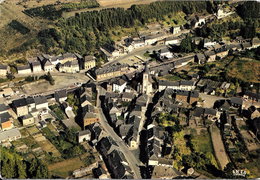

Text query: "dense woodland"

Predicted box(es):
[37, 1, 212, 55]
[1, 147, 51, 179]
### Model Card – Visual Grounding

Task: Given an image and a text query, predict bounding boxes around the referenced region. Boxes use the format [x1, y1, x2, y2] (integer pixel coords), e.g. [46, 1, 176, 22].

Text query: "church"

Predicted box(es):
[141, 63, 153, 94]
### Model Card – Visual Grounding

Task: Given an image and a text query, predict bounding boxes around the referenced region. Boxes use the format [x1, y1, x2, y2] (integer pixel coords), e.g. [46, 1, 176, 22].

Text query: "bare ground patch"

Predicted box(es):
[210, 124, 229, 170]
[37, 139, 61, 157]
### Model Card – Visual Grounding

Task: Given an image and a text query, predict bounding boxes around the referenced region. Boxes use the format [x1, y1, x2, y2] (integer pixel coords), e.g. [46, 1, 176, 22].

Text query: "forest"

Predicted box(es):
[37, 1, 211, 55]
[1, 146, 50, 179]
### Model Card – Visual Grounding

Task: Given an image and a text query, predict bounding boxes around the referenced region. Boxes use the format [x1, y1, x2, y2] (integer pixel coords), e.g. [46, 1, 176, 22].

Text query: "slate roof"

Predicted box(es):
[21, 113, 33, 120]
[55, 89, 67, 98]
[180, 80, 194, 86]
[122, 92, 135, 100]
[0, 64, 8, 70]
[204, 50, 216, 57]
[192, 107, 204, 117]
[13, 98, 27, 108]
[31, 61, 41, 67]
[242, 42, 252, 49]
[84, 112, 96, 119]
[231, 97, 243, 105]
[159, 80, 168, 86]
[124, 37, 134, 47]
[93, 167, 106, 178]
[78, 129, 91, 136]
[114, 78, 127, 86]
[96, 64, 128, 75]
[176, 90, 189, 96]
[165, 36, 178, 41]
[196, 53, 206, 60]
[252, 38, 260, 46]
[63, 52, 76, 59]
[244, 92, 260, 100]
[102, 43, 118, 53]
[84, 55, 96, 62]
[0, 103, 8, 112]
[34, 96, 47, 105]
[133, 39, 144, 44]
[204, 108, 217, 116]
[17, 65, 31, 71]
[0, 112, 12, 123]
[190, 90, 199, 98]
[0, 128, 21, 142]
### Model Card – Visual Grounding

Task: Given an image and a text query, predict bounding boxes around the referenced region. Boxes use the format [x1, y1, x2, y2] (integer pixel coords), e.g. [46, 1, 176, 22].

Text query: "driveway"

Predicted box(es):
[97, 86, 142, 179]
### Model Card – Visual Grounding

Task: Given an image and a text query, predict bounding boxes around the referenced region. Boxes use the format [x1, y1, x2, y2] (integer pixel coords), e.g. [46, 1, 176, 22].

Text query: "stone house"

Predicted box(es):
[100, 43, 120, 61]
[13, 98, 28, 117]
[84, 55, 96, 70]
[59, 60, 79, 73]
[0, 64, 10, 76]
[17, 65, 31, 74]
[43, 61, 54, 72]
[21, 113, 34, 126]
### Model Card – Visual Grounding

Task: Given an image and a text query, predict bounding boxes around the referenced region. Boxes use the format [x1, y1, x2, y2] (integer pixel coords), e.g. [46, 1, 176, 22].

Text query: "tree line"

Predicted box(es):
[1, 146, 50, 179]
[23, 0, 100, 20]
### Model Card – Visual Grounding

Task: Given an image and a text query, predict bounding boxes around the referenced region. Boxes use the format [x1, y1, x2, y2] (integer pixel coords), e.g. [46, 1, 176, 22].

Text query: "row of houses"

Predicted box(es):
[77, 122, 134, 179]
[197, 38, 260, 64]
[101, 34, 180, 61]
[15, 53, 96, 75]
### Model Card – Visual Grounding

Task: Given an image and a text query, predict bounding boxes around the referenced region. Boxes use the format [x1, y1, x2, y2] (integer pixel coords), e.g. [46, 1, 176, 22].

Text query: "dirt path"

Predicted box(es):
[210, 124, 229, 170]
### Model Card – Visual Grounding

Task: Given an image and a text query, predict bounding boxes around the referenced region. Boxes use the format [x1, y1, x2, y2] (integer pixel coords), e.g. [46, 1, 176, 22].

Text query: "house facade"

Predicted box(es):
[59, 60, 79, 73]
[100, 44, 120, 61]
[44, 61, 54, 72]
[17, 65, 31, 74]
[0, 64, 9, 76]
[31, 61, 42, 73]
[165, 36, 178, 45]
[13, 98, 28, 117]
[84, 55, 96, 70]
[95, 64, 128, 81]
[21, 113, 34, 126]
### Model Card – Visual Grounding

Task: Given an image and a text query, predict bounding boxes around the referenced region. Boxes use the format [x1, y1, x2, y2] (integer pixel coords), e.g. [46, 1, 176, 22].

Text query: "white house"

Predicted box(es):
[195, 16, 206, 28]
[133, 39, 145, 48]
[78, 129, 91, 143]
[158, 48, 173, 59]
[112, 79, 127, 93]
[34, 96, 48, 110]
[204, 38, 216, 48]
[165, 36, 178, 45]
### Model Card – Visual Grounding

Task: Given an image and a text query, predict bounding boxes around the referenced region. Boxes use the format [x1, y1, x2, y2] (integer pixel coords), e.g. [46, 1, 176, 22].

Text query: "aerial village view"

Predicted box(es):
[1, 0, 260, 179]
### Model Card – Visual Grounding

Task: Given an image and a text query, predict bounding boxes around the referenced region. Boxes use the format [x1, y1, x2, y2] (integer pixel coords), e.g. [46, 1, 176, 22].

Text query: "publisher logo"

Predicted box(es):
[233, 170, 247, 177]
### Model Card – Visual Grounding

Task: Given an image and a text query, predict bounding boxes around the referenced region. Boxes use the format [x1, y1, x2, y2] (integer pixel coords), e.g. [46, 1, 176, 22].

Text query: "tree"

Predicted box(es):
[17, 161, 27, 179]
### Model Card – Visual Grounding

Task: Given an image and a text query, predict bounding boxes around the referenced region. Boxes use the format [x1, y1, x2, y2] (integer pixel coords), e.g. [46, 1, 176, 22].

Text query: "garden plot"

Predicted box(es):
[33, 133, 47, 142]
[16, 144, 29, 153]
[37, 139, 61, 157]
[27, 125, 40, 135]
[32, 146, 45, 157]
[240, 130, 260, 151]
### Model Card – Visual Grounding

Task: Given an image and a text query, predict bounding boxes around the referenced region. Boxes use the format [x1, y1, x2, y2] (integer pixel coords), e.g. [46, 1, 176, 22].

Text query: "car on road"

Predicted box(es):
[202, 99, 206, 102]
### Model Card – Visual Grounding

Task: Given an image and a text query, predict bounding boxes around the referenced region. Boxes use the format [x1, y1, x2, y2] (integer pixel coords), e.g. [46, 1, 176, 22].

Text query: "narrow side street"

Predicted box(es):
[96, 86, 142, 179]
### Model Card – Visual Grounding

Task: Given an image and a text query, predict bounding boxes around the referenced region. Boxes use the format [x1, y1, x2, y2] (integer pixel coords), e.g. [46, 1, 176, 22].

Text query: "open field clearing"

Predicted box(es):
[48, 156, 85, 178]
[227, 59, 260, 83]
[63, 0, 157, 18]
[37, 139, 61, 157]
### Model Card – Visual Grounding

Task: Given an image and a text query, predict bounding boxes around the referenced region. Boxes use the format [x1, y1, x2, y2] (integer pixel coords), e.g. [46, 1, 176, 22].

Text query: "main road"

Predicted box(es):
[96, 86, 142, 179]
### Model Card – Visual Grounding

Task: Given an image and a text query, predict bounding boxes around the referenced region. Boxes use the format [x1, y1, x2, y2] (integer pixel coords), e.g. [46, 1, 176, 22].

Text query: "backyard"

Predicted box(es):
[49, 104, 66, 120]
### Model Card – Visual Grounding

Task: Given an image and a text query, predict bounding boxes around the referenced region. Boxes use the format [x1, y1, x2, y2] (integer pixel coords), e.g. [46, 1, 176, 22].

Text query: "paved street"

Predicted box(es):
[97, 86, 142, 179]
[103, 43, 177, 67]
